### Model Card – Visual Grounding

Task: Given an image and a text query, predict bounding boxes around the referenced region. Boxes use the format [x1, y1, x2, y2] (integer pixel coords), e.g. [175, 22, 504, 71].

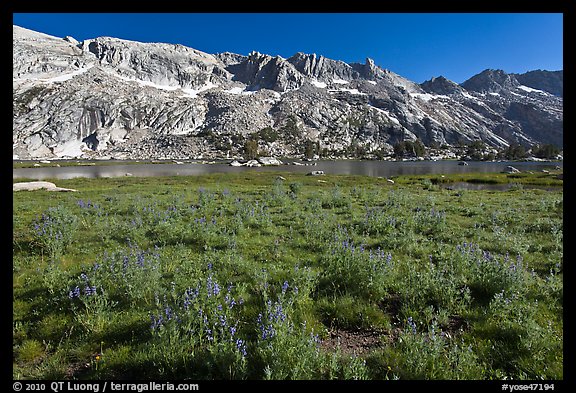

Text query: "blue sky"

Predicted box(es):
[12, 13, 563, 83]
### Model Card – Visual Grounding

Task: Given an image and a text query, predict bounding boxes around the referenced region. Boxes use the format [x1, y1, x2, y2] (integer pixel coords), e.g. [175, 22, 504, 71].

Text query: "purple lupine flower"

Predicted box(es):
[257, 313, 275, 340]
[84, 286, 97, 296]
[310, 332, 321, 346]
[68, 286, 81, 299]
[165, 306, 173, 321]
[150, 314, 164, 330]
[281, 281, 289, 295]
[235, 338, 247, 357]
[219, 313, 227, 328]
[212, 282, 220, 297]
[136, 252, 145, 267]
[80, 273, 88, 281]
[260, 325, 275, 340]
[274, 303, 286, 322]
[407, 317, 417, 334]
[184, 287, 198, 310]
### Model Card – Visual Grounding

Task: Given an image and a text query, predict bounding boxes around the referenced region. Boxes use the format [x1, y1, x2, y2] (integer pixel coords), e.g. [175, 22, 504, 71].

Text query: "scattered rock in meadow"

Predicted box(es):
[13, 181, 77, 192]
[258, 157, 283, 166]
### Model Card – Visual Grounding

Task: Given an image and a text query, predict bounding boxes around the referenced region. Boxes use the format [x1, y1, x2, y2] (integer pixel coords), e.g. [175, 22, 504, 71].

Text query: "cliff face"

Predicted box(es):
[13, 25, 563, 160]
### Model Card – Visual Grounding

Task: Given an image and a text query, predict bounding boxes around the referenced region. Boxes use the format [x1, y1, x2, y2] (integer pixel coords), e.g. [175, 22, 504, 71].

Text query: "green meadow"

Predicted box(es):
[12, 170, 563, 380]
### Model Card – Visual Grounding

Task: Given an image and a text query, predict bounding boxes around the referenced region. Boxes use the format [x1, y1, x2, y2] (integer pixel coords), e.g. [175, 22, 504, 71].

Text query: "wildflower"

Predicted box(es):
[407, 317, 417, 334]
[84, 286, 97, 296]
[219, 312, 227, 328]
[150, 314, 164, 330]
[235, 338, 247, 357]
[281, 281, 289, 295]
[183, 287, 198, 310]
[310, 331, 320, 345]
[165, 306, 173, 321]
[68, 286, 80, 299]
[272, 303, 286, 322]
[136, 252, 145, 267]
[206, 275, 221, 297]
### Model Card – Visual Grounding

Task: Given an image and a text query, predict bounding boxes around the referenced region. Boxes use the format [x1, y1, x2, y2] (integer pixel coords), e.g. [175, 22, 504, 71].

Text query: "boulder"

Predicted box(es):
[258, 157, 283, 166]
[503, 166, 520, 173]
[13, 181, 77, 192]
[245, 160, 261, 167]
[307, 170, 325, 176]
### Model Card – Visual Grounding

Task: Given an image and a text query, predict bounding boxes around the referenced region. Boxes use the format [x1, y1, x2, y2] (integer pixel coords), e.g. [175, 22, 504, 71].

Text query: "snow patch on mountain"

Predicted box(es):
[517, 85, 548, 95]
[311, 80, 327, 88]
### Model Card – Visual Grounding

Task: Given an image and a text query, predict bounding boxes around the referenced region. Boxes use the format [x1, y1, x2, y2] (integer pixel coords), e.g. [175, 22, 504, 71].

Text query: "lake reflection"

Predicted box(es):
[13, 160, 563, 181]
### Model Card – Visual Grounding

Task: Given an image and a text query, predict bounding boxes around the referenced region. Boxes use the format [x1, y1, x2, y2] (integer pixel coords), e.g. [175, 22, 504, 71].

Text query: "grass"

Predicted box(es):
[13, 171, 563, 380]
[395, 170, 563, 187]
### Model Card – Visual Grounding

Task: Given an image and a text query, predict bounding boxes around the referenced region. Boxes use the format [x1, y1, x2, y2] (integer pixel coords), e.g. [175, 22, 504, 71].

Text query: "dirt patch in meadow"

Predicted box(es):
[64, 360, 91, 379]
[320, 327, 386, 356]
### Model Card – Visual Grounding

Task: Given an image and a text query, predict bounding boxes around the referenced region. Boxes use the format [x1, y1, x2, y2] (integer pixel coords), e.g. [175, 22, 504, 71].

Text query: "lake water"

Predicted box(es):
[13, 159, 562, 182]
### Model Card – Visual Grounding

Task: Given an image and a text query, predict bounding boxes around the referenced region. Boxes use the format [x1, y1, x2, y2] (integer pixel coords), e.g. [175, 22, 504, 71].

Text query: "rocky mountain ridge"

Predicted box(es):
[13, 25, 563, 160]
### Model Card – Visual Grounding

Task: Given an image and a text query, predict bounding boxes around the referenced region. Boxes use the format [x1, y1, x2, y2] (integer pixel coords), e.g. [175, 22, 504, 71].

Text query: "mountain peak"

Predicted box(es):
[420, 75, 464, 95]
[513, 69, 563, 97]
[461, 68, 519, 93]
